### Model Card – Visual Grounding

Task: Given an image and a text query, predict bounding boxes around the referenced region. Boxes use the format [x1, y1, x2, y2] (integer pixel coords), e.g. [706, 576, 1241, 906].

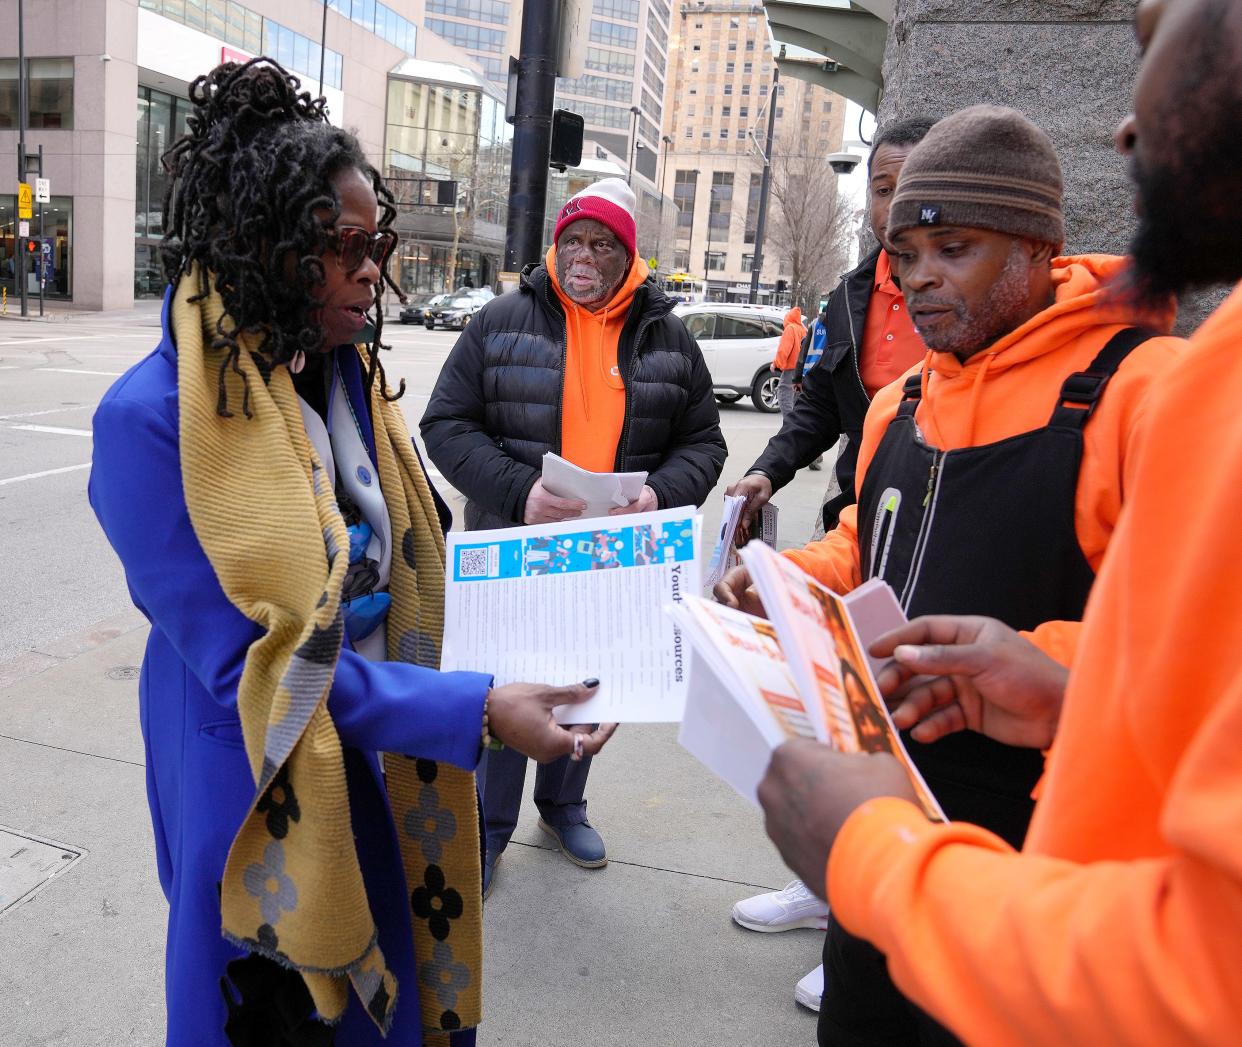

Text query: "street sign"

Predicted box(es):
[34, 178, 49, 203]
[18, 220, 29, 238]
[17, 183, 32, 219]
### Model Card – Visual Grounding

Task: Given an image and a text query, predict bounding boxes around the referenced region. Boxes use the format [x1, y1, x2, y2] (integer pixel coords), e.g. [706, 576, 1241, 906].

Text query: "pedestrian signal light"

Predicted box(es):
[24, 239, 37, 254]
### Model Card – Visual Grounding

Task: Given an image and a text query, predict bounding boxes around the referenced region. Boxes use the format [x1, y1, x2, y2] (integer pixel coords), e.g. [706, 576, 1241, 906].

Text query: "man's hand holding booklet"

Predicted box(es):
[673, 540, 944, 820]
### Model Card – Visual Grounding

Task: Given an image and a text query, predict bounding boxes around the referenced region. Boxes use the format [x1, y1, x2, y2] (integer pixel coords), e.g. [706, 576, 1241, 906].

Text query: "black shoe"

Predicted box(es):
[483, 850, 501, 900]
[538, 819, 607, 868]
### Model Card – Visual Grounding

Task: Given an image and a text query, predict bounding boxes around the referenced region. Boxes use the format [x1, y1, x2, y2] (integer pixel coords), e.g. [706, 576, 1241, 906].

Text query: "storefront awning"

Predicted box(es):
[763, 0, 890, 113]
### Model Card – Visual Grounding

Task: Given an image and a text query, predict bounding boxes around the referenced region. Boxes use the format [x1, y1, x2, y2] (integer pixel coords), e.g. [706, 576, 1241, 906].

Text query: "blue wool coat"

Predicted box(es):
[89, 294, 490, 1046]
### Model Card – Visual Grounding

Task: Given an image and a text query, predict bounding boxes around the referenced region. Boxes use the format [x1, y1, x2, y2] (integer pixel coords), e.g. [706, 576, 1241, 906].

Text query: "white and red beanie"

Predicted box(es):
[553, 177, 638, 257]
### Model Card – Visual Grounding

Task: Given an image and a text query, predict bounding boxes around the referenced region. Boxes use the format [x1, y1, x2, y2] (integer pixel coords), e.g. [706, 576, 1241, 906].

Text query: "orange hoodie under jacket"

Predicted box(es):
[547, 245, 650, 473]
[783, 255, 1183, 665]
[827, 280, 1242, 1045]
[773, 306, 806, 371]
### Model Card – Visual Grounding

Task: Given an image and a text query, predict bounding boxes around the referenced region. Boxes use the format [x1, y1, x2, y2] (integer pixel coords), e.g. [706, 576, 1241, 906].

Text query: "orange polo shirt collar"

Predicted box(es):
[858, 251, 925, 399]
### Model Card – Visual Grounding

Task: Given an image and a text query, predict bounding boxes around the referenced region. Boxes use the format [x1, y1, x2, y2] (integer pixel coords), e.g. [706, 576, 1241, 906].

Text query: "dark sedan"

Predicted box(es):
[399, 293, 444, 325]
[424, 294, 485, 331]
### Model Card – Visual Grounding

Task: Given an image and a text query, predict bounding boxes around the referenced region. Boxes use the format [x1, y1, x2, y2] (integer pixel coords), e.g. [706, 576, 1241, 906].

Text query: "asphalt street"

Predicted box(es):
[0, 302, 838, 1046]
[0, 302, 834, 664]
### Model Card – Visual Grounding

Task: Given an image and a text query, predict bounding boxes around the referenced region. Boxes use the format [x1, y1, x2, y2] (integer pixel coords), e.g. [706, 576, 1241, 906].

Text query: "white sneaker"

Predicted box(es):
[731, 879, 830, 932]
[794, 964, 825, 1012]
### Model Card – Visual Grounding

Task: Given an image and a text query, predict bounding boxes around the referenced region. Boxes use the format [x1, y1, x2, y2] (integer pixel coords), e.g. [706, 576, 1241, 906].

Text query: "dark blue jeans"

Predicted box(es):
[479, 745, 592, 858]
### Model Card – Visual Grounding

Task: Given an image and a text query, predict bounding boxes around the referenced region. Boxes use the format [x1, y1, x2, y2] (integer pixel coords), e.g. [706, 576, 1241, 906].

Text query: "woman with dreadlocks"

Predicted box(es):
[89, 59, 614, 1046]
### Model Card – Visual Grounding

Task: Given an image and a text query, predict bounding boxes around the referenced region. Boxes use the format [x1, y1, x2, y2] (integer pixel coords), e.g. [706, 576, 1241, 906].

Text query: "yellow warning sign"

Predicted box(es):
[17, 183, 32, 220]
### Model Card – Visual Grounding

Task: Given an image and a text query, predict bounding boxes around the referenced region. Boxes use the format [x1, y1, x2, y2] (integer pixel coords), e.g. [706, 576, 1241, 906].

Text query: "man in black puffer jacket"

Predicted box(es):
[421, 177, 725, 891]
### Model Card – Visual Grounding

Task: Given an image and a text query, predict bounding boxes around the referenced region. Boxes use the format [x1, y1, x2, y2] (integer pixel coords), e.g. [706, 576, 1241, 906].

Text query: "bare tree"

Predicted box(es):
[766, 140, 859, 314]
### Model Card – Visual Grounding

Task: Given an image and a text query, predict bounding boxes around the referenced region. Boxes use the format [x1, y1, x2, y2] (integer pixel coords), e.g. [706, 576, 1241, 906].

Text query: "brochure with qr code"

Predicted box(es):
[442, 507, 702, 724]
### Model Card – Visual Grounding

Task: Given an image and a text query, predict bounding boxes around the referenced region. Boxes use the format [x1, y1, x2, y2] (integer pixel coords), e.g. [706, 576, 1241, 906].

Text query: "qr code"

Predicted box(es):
[459, 547, 490, 577]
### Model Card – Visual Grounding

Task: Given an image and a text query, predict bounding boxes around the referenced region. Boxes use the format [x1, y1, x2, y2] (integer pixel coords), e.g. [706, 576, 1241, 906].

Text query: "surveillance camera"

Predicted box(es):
[827, 152, 861, 175]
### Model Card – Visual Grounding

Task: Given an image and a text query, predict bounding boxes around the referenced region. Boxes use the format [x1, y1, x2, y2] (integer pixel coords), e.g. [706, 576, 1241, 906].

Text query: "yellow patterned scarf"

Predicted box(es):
[173, 270, 482, 1041]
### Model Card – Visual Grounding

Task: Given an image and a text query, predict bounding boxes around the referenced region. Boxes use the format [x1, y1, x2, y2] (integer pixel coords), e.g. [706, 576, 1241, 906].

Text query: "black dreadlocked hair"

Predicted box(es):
[160, 58, 405, 417]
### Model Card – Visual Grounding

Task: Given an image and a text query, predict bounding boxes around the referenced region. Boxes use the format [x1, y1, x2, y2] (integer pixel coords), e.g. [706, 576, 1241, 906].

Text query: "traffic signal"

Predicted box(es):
[24, 239, 37, 255]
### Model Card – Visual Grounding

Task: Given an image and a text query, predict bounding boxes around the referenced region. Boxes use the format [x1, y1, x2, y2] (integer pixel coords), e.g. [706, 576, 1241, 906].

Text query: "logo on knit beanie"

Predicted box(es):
[918, 205, 941, 226]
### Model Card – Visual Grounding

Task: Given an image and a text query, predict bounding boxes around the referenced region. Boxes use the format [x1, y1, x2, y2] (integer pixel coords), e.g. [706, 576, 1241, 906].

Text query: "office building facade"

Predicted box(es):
[659, 0, 847, 302]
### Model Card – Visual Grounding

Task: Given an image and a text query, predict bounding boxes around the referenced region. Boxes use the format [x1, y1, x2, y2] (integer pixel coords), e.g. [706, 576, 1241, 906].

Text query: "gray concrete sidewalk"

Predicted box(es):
[1, 615, 824, 1046]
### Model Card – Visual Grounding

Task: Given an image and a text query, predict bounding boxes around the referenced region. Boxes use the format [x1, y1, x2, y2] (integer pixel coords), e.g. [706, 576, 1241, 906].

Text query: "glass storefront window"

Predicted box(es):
[0, 58, 74, 129]
[29, 58, 73, 129]
[0, 61, 16, 129]
[135, 86, 191, 297]
[0, 194, 73, 299]
[184, 0, 207, 30]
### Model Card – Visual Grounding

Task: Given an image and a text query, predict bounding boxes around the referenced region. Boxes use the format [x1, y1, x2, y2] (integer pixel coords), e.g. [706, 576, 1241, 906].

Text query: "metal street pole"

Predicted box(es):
[626, 105, 640, 187]
[17, 0, 27, 317]
[703, 186, 715, 300]
[748, 66, 779, 305]
[37, 143, 42, 317]
[683, 172, 697, 287]
[657, 134, 671, 271]
[503, 0, 561, 271]
[317, 0, 328, 96]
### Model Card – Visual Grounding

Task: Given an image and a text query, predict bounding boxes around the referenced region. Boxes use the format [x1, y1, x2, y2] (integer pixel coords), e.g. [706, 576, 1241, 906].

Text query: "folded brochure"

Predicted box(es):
[541, 452, 648, 520]
[705, 492, 778, 590]
[675, 541, 944, 819]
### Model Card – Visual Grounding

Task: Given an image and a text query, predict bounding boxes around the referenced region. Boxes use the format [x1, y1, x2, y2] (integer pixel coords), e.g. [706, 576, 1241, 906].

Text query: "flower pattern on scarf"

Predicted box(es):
[243, 841, 298, 927]
[403, 783, 458, 864]
[420, 940, 471, 1009]
[410, 864, 464, 941]
[256, 764, 301, 840]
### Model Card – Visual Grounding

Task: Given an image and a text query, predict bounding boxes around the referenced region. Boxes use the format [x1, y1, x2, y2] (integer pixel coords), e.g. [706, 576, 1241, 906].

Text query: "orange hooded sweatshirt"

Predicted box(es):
[547, 245, 650, 473]
[826, 281, 1242, 1045]
[773, 306, 806, 371]
[783, 255, 1183, 664]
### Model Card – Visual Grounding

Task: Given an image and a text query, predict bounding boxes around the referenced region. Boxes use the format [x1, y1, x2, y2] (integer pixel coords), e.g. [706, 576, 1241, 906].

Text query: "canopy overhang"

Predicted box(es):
[764, 0, 889, 113]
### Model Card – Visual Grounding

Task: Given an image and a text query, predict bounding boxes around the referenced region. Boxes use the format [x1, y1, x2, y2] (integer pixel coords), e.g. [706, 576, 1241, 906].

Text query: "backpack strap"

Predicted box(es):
[1047, 327, 1156, 430]
[895, 372, 923, 419]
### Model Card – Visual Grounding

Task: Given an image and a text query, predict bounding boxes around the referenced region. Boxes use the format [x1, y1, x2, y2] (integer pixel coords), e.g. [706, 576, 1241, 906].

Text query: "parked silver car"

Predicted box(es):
[674, 303, 788, 412]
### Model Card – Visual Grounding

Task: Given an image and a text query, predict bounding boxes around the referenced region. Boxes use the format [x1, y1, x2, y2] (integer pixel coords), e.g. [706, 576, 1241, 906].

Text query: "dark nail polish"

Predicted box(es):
[582, 677, 600, 688]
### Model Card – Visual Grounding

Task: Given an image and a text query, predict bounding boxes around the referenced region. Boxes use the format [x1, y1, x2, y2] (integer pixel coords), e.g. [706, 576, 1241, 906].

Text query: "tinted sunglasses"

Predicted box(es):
[332, 226, 398, 273]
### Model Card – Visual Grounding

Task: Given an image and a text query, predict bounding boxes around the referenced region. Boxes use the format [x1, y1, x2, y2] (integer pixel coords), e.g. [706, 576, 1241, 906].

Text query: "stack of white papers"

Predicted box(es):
[541, 452, 648, 519]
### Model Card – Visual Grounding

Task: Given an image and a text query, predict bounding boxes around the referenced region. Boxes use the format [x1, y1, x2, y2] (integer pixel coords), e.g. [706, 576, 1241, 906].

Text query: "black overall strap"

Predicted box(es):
[1048, 327, 1155, 430]
[895, 372, 923, 418]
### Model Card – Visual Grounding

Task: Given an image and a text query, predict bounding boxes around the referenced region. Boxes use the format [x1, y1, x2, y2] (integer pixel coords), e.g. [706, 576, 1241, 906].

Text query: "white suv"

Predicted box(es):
[674, 303, 788, 412]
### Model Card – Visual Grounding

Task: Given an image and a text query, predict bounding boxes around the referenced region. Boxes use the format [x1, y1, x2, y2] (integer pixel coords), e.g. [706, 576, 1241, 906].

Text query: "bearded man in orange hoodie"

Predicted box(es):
[423, 178, 725, 894]
[757, 1, 1242, 1042]
[716, 104, 1183, 1040]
